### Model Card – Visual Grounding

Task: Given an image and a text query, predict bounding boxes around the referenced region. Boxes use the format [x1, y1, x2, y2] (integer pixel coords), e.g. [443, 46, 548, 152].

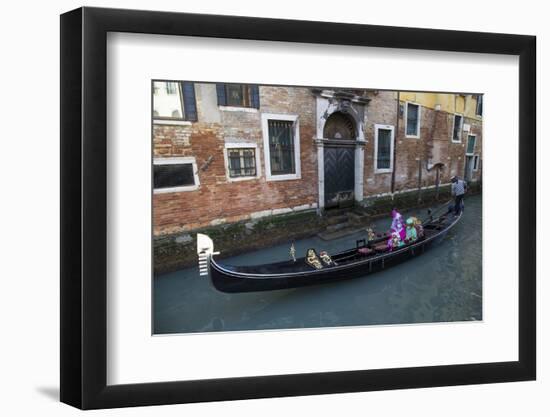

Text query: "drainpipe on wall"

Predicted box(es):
[390, 92, 400, 196]
[417, 158, 422, 203]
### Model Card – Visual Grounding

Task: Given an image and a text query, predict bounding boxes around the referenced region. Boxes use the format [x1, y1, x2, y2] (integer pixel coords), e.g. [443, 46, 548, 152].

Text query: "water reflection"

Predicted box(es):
[154, 195, 482, 334]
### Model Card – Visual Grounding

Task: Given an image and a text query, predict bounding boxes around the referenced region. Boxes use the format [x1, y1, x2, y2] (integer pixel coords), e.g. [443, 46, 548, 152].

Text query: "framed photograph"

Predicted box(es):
[60, 7, 536, 409]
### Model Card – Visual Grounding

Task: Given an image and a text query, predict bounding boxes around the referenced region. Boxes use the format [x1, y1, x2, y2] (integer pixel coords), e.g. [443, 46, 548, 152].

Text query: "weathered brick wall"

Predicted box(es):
[360, 96, 482, 198]
[153, 84, 318, 235]
[363, 91, 398, 194]
[153, 85, 482, 236]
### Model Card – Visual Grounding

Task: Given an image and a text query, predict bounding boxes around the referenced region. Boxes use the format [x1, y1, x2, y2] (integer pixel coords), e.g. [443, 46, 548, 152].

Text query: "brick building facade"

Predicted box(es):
[153, 82, 482, 236]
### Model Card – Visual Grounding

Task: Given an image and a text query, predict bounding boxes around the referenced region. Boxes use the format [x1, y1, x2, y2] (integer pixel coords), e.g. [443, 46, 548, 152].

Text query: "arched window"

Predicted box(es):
[323, 112, 356, 139]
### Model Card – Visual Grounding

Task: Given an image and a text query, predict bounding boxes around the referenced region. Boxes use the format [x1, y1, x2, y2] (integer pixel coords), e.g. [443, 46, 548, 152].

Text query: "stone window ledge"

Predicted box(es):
[219, 106, 259, 113]
[153, 119, 192, 126]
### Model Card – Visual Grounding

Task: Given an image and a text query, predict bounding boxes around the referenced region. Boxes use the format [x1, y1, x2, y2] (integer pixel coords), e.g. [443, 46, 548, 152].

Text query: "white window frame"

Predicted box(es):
[473, 154, 480, 171]
[153, 119, 192, 126]
[466, 133, 476, 156]
[219, 106, 259, 113]
[261, 113, 301, 181]
[223, 142, 262, 182]
[452, 113, 464, 143]
[153, 157, 200, 194]
[152, 81, 187, 123]
[374, 124, 395, 174]
[475, 94, 483, 117]
[404, 102, 421, 138]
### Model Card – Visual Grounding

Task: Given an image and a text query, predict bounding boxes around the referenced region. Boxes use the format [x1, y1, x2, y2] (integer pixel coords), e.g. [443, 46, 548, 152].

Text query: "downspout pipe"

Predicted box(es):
[390, 92, 400, 195]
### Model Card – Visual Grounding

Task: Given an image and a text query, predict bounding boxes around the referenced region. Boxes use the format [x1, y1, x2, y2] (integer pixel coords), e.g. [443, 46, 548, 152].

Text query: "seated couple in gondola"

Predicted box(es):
[386, 208, 423, 251]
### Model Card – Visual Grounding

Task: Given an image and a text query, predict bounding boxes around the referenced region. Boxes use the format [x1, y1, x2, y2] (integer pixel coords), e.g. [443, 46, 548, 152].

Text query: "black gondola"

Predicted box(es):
[197, 207, 462, 293]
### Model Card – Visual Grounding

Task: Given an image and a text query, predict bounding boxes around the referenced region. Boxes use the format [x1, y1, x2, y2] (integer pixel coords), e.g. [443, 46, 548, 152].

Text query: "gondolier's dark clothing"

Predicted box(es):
[451, 179, 467, 215]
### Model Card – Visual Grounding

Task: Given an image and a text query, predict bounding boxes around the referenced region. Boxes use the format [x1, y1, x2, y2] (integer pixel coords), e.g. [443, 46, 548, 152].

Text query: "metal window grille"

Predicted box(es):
[268, 120, 295, 175]
[228, 148, 256, 178]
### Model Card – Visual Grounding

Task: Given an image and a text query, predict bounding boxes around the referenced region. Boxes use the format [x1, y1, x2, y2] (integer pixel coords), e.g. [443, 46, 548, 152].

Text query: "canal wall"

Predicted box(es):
[154, 182, 481, 274]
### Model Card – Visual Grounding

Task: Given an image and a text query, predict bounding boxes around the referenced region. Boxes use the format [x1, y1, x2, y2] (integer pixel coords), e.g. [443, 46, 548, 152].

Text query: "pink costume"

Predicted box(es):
[387, 209, 406, 250]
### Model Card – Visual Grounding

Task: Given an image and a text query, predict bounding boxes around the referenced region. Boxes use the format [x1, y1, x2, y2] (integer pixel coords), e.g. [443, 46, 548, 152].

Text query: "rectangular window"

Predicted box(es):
[405, 103, 420, 137]
[268, 120, 296, 175]
[452, 114, 463, 142]
[226, 84, 249, 107]
[261, 113, 301, 181]
[152, 80, 197, 121]
[228, 148, 257, 178]
[153, 81, 184, 119]
[374, 124, 395, 173]
[153, 158, 199, 193]
[216, 83, 260, 109]
[473, 154, 480, 171]
[466, 134, 476, 155]
[475, 95, 483, 116]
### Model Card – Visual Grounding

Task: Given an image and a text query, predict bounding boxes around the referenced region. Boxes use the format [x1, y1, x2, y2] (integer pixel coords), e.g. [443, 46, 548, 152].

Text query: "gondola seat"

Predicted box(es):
[358, 247, 374, 256]
[372, 242, 388, 252]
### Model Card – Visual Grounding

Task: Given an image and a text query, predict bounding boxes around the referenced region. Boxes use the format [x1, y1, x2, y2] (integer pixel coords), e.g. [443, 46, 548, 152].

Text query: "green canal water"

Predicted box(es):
[154, 194, 482, 334]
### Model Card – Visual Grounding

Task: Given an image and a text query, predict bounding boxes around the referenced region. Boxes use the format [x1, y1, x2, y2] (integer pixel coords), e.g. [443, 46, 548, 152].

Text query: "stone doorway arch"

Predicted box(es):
[314, 89, 370, 211]
[322, 111, 357, 208]
[323, 111, 357, 140]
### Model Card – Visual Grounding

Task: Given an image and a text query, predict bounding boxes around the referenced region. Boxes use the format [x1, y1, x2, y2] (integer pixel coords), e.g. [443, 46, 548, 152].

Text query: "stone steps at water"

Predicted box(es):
[325, 214, 349, 226]
[319, 209, 373, 239]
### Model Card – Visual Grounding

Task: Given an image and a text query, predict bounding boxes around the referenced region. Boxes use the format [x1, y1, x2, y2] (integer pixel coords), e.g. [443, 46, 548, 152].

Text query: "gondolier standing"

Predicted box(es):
[451, 176, 467, 215]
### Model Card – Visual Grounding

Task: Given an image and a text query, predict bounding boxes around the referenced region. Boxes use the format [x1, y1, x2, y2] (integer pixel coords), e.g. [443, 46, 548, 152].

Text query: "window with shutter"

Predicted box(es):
[182, 82, 197, 121]
[473, 155, 480, 171]
[466, 135, 476, 155]
[452, 114, 463, 142]
[216, 83, 260, 108]
[475, 95, 483, 116]
[153, 81, 197, 122]
[405, 103, 420, 137]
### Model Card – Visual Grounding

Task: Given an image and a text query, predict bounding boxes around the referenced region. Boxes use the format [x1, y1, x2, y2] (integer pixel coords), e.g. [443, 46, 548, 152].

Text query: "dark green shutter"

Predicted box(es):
[216, 84, 227, 106]
[182, 82, 197, 121]
[250, 85, 260, 108]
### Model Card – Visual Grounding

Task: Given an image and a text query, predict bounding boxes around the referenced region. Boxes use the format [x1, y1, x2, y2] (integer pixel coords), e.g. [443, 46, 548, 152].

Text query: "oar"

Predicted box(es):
[421, 199, 453, 225]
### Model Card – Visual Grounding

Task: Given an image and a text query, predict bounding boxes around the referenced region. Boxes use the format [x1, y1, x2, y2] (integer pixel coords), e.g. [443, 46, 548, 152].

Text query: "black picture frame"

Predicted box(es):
[60, 6, 536, 409]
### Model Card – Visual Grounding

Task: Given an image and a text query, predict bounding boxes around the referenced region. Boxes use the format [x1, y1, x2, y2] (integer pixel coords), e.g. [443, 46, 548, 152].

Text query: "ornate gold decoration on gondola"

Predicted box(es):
[289, 243, 296, 262]
[306, 248, 324, 269]
[320, 251, 337, 267]
[366, 227, 376, 242]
